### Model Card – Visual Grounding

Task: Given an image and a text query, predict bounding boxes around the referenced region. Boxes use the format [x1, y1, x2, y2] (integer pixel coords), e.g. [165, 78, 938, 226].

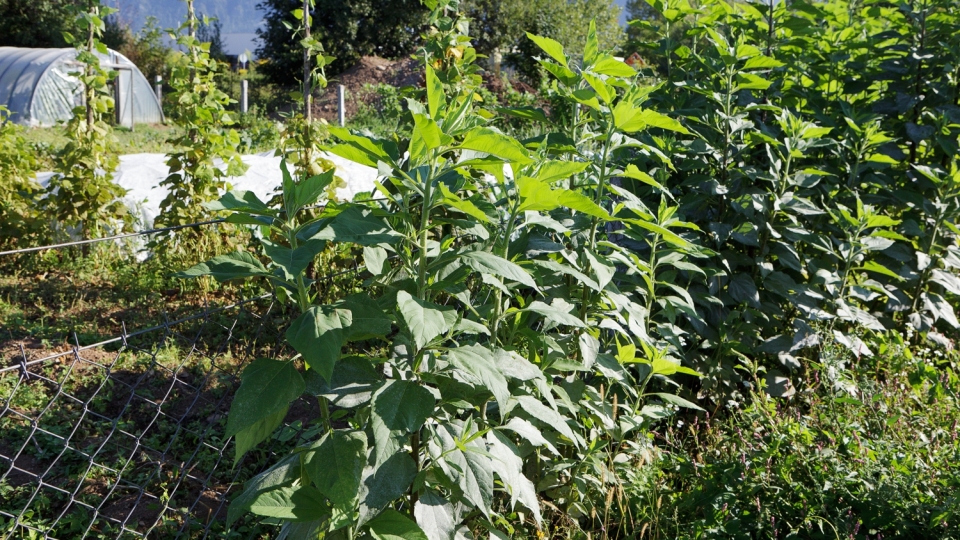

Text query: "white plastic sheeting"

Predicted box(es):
[0, 47, 164, 127]
[36, 151, 379, 231]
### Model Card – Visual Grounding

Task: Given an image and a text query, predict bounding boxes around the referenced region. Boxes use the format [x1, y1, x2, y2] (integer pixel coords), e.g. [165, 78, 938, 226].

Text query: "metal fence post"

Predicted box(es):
[241, 80, 249, 114]
[338, 84, 346, 127]
[155, 75, 162, 103]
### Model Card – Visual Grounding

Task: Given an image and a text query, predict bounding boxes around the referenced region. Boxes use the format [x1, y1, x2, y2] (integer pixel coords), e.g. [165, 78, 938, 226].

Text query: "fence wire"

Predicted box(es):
[0, 263, 366, 539]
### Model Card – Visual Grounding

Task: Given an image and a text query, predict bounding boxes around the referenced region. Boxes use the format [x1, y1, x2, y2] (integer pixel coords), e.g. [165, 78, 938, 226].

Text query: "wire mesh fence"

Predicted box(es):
[0, 225, 367, 539]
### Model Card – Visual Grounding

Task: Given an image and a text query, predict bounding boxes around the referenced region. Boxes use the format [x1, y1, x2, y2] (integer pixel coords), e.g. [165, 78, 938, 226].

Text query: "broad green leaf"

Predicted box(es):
[461, 251, 538, 290]
[515, 395, 579, 444]
[728, 274, 761, 307]
[425, 65, 444, 119]
[517, 176, 560, 212]
[486, 431, 542, 523]
[613, 102, 645, 133]
[410, 114, 445, 161]
[438, 182, 491, 223]
[446, 344, 510, 410]
[433, 422, 494, 517]
[584, 249, 615, 290]
[305, 430, 368, 504]
[175, 250, 270, 282]
[286, 306, 348, 380]
[635, 110, 691, 135]
[525, 32, 567, 66]
[227, 453, 302, 525]
[557, 190, 611, 220]
[500, 417, 559, 455]
[307, 355, 382, 408]
[337, 293, 394, 341]
[735, 72, 772, 90]
[233, 406, 287, 466]
[625, 219, 691, 249]
[524, 300, 586, 328]
[372, 379, 435, 433]
[363, 246, 389, 276]
[924, 292, 960, 327]
[591, 55, 636, 77]
[307, 206, 402, 246]
[651, 392, 704, 410]
[536, 160, 589, 183]
[857, 261, 904, 281]
[262, 239, 325, 280]
[414, 491, 456, 540]
[358, 452, 418, 527]
[225, 359, 304, 443]
[460, 128, 532, 163]
[368, 509, 429, 540]
[248, 485, 329, 522]
[206, 190, 273, 215]
[742, 55, 784, 70]
[621, 164, 668, 193]
[583, 72, 613, 104]
[496, 106, 549, 124]
[397, 290, 457, 349]
[583, 19, 599, 67]
[291, 169, 336, 214]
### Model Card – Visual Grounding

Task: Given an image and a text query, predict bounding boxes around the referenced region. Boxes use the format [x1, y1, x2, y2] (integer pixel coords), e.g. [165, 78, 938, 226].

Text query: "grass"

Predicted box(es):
[21, 124, 181, 170]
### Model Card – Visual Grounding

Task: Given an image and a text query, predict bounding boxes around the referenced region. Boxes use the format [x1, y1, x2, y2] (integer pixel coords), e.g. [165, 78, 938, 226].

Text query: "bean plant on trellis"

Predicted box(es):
[45, 2, 132, 243]
[179, 1, 703, 538]
[153, 0, 247, 263]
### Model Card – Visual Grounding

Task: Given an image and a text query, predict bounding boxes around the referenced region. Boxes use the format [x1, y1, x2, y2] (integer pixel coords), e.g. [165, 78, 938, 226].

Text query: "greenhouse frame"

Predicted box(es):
[0, 47, 164, 128]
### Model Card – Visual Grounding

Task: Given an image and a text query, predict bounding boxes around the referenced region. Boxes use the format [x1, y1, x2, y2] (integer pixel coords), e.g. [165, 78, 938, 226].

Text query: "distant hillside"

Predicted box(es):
[111, 0, 263, 34]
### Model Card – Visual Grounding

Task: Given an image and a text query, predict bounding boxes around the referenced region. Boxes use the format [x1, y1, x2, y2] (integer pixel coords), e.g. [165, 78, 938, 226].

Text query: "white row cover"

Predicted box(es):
[0, 47, 164, 127]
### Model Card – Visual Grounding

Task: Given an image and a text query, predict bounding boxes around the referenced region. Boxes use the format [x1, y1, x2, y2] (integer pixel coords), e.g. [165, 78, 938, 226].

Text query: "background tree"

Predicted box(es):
[255, 0, 428, 86]
[463, 0, 623, 83]
[197, 17, 227, 61]
[117, 16, 172, 83]
[0, 0, 82, 48]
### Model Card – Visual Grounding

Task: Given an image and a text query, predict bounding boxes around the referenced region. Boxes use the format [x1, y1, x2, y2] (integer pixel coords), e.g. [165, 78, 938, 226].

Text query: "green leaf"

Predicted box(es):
[742, 55, 784, 70]
[583, 19, 599, 67]
[496, 106, 550, 124]
[286, 306, 348, 380]
[557, 190, 611, 220]
[525, 32, 567, 66]
[372, 379, 435, 433]
[857, 261, 904, 281]
[305, 430, 368, 504]
[414, 491, 456, 540]
[337, 293, 394, 341]
[249, 485, 329, 522]
[368, 509, 429, 540]
[175, 250, 270, 282]
[233, 406, 287, 466]
[206, 190, 273, 215]
[410, 113, 445, 161]
[621, 164, 668, 193]
[460, 128, 532, 164]
[486, 431, 542, 523]
[536, 160, 589, 183]
[363, 246, 389, 276]
[438, 182, 491, 223]
[225, 359, 304, 443]
[425, 65, 444, 120]
[396, 291, 457, 349]
[227, 453, 302, 525]
[358, 452, 418, 527]
[291, 169, 336, 213]
[591, 55, 636, 77]
[515, 395, 579, 444]
[635, 110, 691, 135]
[262, 239, 325, 280]
[651, 392, 704, 411]
[446, 345, 510, 411]
[524, 300, 586, 328]
[461, 251, 538, 290]
[307, 206, 402, 245]
[433, 422, 494, 517]
[517, 176, 560, 212]
[307, 355, 382, 408]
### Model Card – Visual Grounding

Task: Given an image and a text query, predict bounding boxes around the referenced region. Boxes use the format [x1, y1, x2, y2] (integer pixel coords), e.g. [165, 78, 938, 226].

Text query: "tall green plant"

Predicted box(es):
[45, 2, 131, 242]
[0, 106, 43, 249]
[179, 3, 701, 538]
[153, 0, 247, 261]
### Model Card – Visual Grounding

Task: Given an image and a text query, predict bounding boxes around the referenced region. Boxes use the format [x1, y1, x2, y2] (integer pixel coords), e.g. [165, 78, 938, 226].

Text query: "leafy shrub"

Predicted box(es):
[236, 106, 282, 154]
[179, 2, 701, 538]
[153, 0, 248, 263]
[45, 4, 132, 242]
[654, 334, 960, 539]
[0, 106, 44, 250]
